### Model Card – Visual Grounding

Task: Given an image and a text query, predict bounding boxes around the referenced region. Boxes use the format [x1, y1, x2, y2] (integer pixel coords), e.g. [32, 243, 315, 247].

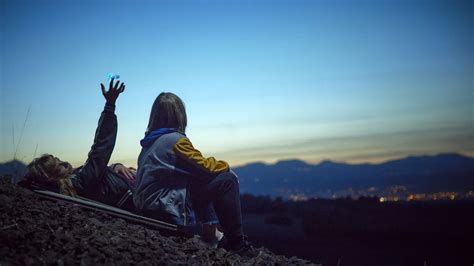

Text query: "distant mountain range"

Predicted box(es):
[233, 153, 474, 198]
[2, 153, 474, 199]
[0, 160, 27, 184]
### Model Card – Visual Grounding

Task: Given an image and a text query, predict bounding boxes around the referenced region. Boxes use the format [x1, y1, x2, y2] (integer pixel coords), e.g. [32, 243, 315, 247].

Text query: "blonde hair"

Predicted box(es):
[23, 154, 77, 197]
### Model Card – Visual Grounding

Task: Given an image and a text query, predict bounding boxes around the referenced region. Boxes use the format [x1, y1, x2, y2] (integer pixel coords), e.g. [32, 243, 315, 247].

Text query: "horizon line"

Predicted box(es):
[3, 151, 473, 169]
[231, 151, 474, 168]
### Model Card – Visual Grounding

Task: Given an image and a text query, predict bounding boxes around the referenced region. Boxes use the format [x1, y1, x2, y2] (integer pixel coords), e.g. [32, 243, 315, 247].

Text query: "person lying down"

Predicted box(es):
[18, 78, 136, 212]
[17, 79, 258, 257]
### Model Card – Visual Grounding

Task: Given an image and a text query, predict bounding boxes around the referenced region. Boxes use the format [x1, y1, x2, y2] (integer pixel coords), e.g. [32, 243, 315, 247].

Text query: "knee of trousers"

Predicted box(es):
[217, 170, 239, 186]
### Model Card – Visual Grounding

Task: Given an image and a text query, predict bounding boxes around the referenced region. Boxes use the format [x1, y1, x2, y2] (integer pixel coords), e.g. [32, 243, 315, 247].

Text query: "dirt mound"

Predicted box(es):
[0, 177, 312, 265]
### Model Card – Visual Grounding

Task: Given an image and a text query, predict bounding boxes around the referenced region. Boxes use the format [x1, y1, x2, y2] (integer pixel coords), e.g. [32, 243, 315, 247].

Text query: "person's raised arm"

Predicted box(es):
[74, 79, 125, 191]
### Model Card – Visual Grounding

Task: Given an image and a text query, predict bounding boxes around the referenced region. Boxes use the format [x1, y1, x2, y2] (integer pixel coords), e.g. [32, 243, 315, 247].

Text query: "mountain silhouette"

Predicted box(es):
[2, 153, 473, 198]
[234, 153, 474, 198]
[0, 160, 27, 184]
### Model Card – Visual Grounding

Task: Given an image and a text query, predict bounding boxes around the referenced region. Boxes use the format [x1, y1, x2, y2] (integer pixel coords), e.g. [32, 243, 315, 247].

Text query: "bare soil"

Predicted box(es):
[0, 178, 312, 265]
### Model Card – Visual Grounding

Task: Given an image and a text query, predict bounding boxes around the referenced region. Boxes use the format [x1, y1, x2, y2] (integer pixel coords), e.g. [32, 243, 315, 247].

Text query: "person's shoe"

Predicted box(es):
[218, 235, 259, 258]
[232, 236, 259, 258]
[208, 230, 224, 249]
[198, 230, 224, 249]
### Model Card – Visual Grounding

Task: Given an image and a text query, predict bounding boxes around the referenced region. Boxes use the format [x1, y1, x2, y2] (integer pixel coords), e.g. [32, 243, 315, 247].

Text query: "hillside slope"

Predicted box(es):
[0, 178, 312, 265]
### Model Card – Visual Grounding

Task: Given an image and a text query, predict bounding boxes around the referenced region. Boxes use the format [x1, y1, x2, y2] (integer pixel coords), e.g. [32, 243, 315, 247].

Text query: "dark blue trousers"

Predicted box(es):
[189, 171, 243, 244]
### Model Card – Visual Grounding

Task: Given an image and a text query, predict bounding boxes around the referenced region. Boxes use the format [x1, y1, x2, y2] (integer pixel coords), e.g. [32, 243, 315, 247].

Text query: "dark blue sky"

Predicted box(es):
[1, 0, 472, 167]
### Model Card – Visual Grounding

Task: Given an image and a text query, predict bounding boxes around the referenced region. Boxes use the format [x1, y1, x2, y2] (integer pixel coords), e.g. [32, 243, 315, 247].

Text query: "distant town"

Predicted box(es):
[236, 154, 474, 203]
[285, 186, 474, 202]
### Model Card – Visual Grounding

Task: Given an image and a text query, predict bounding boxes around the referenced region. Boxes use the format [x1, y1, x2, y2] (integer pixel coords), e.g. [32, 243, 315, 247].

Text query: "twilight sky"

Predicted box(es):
[1, 0, 473, 168]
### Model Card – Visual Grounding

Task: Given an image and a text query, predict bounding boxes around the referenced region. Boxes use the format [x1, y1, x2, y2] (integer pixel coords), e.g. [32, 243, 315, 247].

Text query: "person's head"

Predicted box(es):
[21, 154, 76, 196]
[146, 92, 187, 134]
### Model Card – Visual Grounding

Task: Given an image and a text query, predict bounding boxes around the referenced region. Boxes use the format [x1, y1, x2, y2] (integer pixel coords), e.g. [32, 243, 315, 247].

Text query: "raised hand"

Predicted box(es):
[101, 78, 125, 105]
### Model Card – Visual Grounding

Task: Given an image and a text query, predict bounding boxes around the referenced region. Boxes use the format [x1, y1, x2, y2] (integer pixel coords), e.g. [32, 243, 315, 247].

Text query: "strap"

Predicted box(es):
[116, 189, 132, 207]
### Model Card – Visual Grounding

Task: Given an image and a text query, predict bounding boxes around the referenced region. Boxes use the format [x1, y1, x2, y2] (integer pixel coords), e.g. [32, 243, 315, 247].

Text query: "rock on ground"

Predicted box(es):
[0, 178, 313, 265]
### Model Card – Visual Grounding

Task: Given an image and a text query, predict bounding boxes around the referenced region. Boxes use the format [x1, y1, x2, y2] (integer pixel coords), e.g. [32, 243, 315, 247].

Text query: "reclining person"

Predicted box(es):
[18, 79, 136, 211]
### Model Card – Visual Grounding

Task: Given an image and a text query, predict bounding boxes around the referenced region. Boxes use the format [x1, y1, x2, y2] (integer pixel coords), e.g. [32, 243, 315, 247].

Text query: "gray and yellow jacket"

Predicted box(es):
[134, 128, 229, 226]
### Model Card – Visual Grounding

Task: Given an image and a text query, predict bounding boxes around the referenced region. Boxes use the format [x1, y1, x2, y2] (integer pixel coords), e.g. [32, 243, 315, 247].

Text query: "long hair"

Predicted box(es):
[146, 92, 187, 135]
[21, 154, 77, 196]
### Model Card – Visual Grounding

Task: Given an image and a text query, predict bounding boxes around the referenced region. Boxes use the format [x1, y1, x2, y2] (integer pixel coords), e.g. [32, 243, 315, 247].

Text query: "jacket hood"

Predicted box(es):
[140, 128, 180, 148]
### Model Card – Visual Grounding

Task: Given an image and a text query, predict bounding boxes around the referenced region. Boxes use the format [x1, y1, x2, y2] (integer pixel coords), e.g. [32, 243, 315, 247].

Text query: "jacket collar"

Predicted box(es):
[140, 128, 182, 148]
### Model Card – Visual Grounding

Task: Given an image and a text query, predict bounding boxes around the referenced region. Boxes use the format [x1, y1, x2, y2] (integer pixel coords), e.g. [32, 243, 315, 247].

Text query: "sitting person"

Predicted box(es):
[134, 92, 257, 256]
[18, 79, 136, 211]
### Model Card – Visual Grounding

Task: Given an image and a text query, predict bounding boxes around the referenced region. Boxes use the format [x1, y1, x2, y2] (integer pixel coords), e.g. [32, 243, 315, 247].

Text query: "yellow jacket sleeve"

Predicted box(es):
[173, 137, 229, 174]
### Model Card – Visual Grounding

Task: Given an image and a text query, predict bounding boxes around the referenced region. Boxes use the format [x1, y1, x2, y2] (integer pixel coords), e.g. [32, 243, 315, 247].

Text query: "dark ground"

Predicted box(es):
[0, 177, 312, 265]
[241, 195, 474, 266]
[2, 175, 473, 266]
